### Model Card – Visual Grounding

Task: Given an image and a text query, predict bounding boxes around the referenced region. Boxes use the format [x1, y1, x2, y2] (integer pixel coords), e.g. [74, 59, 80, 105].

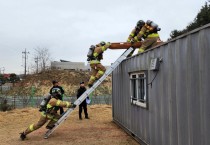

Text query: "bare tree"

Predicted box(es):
[34, 47, 51, 72]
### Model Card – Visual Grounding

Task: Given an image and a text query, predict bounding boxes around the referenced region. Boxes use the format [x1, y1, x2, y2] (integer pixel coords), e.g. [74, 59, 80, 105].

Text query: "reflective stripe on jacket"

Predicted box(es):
[135, 25, 159, 41]
[46, 98, 71, 110]
[147, 33, 159, 38]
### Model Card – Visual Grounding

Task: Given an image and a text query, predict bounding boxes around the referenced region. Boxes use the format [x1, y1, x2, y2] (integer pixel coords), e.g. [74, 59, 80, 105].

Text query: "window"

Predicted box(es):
[130, 72, 147, 108]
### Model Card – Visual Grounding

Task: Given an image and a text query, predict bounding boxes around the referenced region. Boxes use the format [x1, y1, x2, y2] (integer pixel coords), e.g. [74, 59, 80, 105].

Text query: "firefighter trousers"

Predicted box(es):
[88, 63, 106, 86]
[138, 37, 159, 53]
[24, 112, 61, 135]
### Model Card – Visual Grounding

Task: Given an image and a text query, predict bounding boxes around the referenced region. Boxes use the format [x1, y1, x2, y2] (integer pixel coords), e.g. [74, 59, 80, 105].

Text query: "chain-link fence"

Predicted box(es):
[0, 95, 112, 111]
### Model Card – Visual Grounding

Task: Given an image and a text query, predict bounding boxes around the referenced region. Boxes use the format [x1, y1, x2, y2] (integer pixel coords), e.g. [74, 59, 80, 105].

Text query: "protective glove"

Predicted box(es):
[106, 42, 111, 46]
[87, 58, 91, 61]
[130, 38, 135, 44]
[71, 103, 77, 108]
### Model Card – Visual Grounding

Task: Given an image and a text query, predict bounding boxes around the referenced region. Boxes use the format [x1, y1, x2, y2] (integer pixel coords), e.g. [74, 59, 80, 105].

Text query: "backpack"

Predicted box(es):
[87, 45, 96, 61]
[39, 94, 52, 112]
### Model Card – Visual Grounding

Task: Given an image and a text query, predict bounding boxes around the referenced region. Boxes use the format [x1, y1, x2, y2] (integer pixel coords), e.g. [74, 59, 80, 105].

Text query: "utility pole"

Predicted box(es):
[22, 48, 29, 76]
[35, 57, 39, 73]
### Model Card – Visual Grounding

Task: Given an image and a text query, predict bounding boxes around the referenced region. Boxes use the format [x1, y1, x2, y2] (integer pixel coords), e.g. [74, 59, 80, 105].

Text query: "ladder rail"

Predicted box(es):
[44, 47, 134, 138]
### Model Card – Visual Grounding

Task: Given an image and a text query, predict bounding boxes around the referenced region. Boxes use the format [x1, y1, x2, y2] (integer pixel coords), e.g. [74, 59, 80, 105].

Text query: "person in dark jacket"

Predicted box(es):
[77, 81, 89, 120]
[50, 80, 65, 115]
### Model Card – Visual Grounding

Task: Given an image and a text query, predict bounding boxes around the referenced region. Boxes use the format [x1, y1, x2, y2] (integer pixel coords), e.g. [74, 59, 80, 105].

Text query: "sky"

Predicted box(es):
[0, 0, 208, 74]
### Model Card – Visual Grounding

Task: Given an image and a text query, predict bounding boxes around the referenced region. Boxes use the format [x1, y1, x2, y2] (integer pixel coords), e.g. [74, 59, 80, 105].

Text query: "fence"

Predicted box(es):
[0, 95, 112, 110]
[0, 85, 11, 92]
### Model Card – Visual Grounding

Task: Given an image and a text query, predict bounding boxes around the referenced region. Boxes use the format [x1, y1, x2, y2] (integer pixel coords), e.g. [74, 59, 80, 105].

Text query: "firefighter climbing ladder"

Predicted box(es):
[44, 47, 134, 139]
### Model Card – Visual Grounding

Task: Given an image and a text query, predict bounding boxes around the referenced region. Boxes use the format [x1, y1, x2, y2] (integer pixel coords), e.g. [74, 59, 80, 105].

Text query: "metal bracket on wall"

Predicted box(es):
[149, 57, 163, 71]
[148, 57, 163, 88]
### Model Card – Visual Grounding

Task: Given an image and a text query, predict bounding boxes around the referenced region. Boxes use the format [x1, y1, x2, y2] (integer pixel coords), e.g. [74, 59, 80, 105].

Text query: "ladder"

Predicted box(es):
[44, 47, 134, 139]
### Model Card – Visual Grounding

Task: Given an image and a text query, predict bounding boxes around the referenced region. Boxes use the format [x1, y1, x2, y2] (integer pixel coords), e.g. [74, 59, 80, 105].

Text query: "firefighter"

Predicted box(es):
[19, 90, 76, 140]
[87, 41, 111, 88]
[50, 80, 65, 115]
[127, 20, 161, 56]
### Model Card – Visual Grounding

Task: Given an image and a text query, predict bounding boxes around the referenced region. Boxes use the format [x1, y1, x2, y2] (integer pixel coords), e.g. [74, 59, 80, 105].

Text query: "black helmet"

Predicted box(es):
[146, 20, 152, 25]
[136, 20, 145, 28]
[100, 41, 106, 46]
[51, 88, 62, 99]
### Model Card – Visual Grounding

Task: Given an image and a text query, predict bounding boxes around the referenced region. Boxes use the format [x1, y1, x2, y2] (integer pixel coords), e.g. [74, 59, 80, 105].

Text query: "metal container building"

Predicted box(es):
[112, 24, 210, 145]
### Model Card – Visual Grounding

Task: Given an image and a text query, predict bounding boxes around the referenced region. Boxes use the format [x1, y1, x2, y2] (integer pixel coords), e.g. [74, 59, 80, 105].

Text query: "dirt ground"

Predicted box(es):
[0, 105, 140, 145]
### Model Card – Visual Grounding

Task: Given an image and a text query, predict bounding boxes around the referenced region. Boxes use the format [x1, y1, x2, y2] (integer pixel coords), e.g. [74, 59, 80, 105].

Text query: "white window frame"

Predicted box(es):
[130, 72, 147, 108]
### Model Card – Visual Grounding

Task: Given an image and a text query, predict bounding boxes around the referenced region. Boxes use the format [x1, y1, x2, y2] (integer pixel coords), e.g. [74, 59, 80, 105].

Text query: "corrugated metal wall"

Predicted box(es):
[112, 24, 210, 145]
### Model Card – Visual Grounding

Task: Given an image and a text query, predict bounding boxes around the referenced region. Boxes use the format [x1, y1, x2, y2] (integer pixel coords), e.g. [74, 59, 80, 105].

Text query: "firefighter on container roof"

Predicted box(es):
[19, 89, 76, 140]
[87, 41, 111, 88]
[127, 20, 161, 57]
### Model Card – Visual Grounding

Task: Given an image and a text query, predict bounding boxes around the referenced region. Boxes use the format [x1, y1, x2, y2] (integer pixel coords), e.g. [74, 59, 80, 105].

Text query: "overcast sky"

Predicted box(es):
[0, 0, 207, 74]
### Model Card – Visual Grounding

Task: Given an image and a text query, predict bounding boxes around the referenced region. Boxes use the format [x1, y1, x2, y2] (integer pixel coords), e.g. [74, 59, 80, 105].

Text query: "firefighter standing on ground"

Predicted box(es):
[77, 81, 89, 120]
[19, 90, 76, 140]
[87, 41, 111, 87]
[50, 80, 65, 115]
[127, 20, 161, 56]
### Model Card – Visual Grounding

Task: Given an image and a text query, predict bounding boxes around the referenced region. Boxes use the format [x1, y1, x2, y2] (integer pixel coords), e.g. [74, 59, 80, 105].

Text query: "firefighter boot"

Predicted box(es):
[20, 132, 26, 140]
[88, 84, 93, 88]
[46, 125, 55, 130]
[88, 78, 98, 88]
[127, 48, 135, 58]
